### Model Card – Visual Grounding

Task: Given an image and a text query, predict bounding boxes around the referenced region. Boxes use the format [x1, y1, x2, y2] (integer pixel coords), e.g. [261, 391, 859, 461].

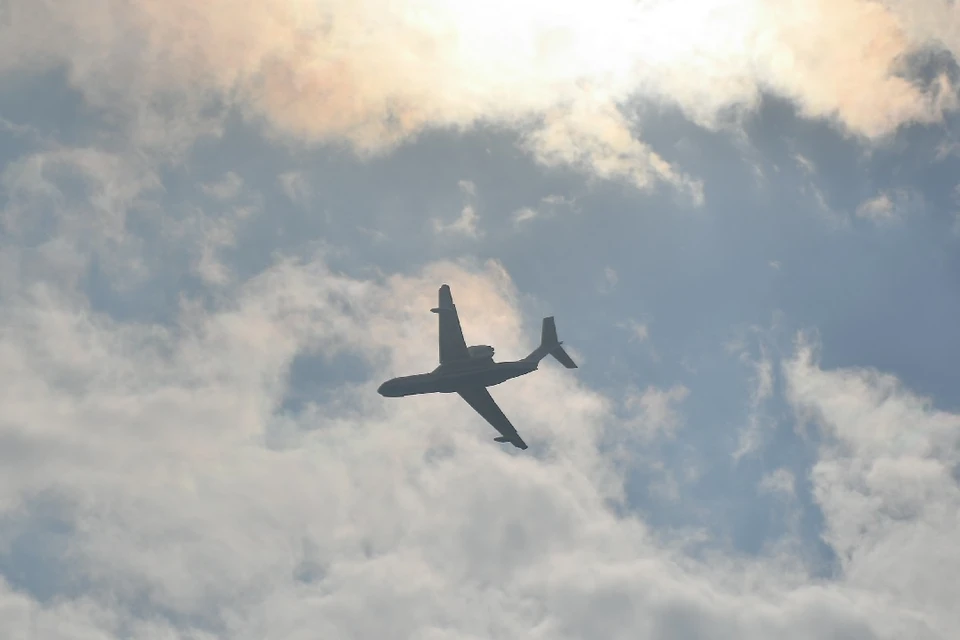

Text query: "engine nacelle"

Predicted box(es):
[467, 345, 495, 360]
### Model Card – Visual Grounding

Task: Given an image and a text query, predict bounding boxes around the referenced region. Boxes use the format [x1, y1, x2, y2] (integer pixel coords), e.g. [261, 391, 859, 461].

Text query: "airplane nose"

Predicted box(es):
[377, 382, 388, 396]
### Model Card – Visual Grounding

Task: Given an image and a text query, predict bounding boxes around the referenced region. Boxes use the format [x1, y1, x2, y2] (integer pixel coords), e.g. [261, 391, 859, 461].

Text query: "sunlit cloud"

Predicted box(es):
[5, 0, 956, 201]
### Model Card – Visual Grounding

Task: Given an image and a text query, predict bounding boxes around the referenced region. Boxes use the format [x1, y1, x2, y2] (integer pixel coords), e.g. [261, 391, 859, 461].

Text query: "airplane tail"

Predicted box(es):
[524, 317, 578, 369]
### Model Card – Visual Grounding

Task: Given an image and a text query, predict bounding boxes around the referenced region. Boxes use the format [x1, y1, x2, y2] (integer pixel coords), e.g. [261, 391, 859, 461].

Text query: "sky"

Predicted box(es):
[1, 0, 959, 638]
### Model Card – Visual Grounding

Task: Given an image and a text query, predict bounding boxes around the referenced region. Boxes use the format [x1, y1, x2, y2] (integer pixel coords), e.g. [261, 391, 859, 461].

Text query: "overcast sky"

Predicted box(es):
[1, 1, 959, 638]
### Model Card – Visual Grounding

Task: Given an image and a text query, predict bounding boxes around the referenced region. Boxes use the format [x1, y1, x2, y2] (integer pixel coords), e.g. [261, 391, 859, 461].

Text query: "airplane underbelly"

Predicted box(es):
[392, 375, 445, 396]
[442, 368, 515, 390]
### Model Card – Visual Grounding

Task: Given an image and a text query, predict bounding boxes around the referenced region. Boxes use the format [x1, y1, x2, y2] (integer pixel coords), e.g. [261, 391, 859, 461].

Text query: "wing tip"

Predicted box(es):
[494, 435, 528, 450]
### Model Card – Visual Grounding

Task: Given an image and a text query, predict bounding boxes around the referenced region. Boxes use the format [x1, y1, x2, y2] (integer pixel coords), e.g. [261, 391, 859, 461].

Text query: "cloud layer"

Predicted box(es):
[0, 218, 957, 636]
[4, 0, 957, 199]
[2, 1, 959, 637]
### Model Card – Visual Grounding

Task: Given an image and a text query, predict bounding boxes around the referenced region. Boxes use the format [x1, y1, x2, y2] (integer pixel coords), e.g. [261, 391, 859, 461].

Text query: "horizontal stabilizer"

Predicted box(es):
[550, 344, 578, 369]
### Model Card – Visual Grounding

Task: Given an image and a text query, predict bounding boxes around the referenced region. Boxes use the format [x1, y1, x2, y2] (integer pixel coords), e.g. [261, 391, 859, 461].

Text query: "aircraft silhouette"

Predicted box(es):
[377, 284, 578, 449]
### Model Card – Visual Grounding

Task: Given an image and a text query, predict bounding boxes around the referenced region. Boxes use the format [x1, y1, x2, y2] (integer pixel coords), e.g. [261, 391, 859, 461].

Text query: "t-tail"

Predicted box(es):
[524, 317, 578, 369]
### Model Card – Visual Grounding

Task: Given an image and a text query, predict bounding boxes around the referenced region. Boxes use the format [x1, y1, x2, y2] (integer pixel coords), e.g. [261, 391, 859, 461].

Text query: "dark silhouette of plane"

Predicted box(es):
[377, 284, 578, 449]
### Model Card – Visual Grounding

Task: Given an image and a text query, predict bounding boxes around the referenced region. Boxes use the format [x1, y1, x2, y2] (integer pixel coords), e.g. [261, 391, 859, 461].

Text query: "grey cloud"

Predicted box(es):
[0, 203, 956, 636]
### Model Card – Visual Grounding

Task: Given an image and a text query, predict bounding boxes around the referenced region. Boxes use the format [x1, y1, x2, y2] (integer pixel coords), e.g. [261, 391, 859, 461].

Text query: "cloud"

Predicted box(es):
[800, 181, 849, 229]
[5, 0, 956, 202]
[793, 153, 817, 175]
[183, 176, 260, 286]
[457, 180, 476, 198]
[433, 204, 481, 238]
[277, 171, 313, 207]
[856, 192, 898, 222]
[760, 468, 797, 498]
[434, 182, 482, 238]
[855, 188, 922, 224]
[3, 1, 960, 635]
[727, 325, 780, 462]
[1, 156, 959, 637]
[624, 320, 650, 343]
[622, 384, 691, 442]
[0, 146, 161, 290]
[512, 194, 576, 227]
[598, 266, 619, 293]
[201, 171, 244, 201]
[4, 265, 957, 637]
[754, 0, 957, 139]
[783, 334, 960, 637]
[524, 100, 705, 203]
[513, 206, 539, 225]
[616, 318, 660, 364]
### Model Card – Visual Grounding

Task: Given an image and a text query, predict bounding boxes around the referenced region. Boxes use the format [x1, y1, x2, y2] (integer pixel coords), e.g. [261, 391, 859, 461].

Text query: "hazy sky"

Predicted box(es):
[1, 1, 959, 638]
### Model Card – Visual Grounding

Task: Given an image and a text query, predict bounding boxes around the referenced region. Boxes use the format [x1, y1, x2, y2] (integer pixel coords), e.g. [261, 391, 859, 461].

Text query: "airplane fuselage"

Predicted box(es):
[378, 358, 538, 397]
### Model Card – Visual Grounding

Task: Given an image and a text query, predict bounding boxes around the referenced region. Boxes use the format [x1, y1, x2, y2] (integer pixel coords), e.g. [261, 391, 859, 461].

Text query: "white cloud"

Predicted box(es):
[457, 179, 477, 197]
[760, 468, 797, 498]
[729, 329, 779, 462]
[621, 384, 690, 442]
[512, 205, 539, 225]
[616, 318, 660, 364]
[598, 266, 618, 294]
[512, 194, 577, 227]
[0, 147, 161, 290]
[793, 153, 817, 175]
[434, 179, 484, 238]
[856, 192, 897, 222]
[624, 320, 650, 343]
[783, 335, 960, 637]
[799, 182, 849, 229]
[278, 171, 313, 207]
[934, 134, 960, 162]
[855, 188, 921, 224]
[0, 178, 958, 636]
[524, 100, 705, 204]
[541, 194, 576, 208]
[201, 171, 244, 201]
[433, 204, 481, 238]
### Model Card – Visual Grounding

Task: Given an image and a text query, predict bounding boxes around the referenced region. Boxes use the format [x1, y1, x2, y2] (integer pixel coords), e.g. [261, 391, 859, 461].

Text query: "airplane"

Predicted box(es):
[377, 284, 578, 449]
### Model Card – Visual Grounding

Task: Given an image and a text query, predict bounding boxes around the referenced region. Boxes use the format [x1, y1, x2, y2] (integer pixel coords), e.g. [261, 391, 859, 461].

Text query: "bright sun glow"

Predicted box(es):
[364, 0, 765, 125]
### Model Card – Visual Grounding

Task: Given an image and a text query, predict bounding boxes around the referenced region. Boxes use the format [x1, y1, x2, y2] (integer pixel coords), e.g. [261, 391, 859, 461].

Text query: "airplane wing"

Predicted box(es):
[457, 386, 528, 450]
[431, 284, 470, 364]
